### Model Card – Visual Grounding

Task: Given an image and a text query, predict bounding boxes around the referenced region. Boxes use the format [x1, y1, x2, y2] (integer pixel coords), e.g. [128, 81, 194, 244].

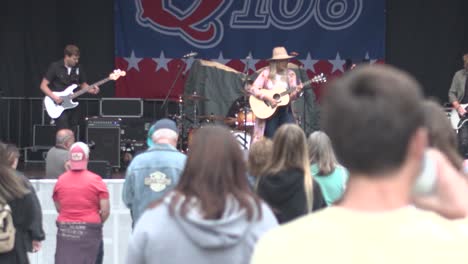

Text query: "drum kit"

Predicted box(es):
[172, 91, 254, 151]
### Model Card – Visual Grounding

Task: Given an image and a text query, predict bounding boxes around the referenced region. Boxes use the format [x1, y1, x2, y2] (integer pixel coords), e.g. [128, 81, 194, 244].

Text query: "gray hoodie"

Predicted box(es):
[126, 194, 278, 264]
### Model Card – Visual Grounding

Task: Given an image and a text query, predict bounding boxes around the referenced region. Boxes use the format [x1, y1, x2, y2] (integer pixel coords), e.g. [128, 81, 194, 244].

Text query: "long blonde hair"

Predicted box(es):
[308, 131, 338, 175]
[0, 142, 29, 203]
[263, 124, 314, 212]
[268, 60, 288, 83]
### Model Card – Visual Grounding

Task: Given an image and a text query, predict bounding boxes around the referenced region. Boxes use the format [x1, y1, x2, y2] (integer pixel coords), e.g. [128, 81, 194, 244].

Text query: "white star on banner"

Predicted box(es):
[300, 52, 319, 72]
[329, 52, 346, 73]
[216, 52, 231, 65]
[124, 50, 142, 72]
[153, 51, 170, 72]
[365, 52, 378, 64]
[242, 52, 259, 72]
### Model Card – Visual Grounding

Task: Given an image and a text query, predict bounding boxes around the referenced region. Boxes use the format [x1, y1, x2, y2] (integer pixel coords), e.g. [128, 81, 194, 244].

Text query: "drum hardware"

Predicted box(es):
[231, 130, 252, 149]
[171, 91, 256, 151]
[236, 105, 252, 150]
[175, 92, 211, 151]
[182, 92, 209, 101]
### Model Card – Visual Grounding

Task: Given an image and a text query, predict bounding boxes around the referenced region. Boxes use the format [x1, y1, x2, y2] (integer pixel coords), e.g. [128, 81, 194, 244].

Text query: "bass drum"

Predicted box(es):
[236, 109, 256, 131]
[231, 130, 251, 149]
[187, 127, 200, 148]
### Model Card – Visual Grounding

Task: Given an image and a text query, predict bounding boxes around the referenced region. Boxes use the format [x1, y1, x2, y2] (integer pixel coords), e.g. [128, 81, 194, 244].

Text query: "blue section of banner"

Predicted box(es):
[115, 0, 385, 60]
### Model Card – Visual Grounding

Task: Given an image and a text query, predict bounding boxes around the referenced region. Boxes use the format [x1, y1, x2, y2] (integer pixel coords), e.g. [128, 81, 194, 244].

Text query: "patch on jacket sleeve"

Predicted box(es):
[144, 171, 172, 192]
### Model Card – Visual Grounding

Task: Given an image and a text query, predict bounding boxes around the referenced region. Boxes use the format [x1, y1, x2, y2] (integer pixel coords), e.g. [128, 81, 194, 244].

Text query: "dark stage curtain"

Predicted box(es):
[0, 0, 114, 147]
[1, 0, 467, 146]
[386, 0, 468, 101]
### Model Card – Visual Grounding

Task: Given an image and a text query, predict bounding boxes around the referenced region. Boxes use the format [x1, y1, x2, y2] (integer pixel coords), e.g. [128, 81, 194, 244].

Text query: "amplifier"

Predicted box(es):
[88, 160, 112, 179]
[86, 117, 121, 127]
[23, 146, 50, 163]
[86, 126, 121, 168]
[120, 118, 153, 142]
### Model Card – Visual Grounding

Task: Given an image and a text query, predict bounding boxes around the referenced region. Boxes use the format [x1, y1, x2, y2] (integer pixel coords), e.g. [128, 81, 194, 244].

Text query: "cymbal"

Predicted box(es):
[198, 115, 225, 121]
[182, 93, 209, 101]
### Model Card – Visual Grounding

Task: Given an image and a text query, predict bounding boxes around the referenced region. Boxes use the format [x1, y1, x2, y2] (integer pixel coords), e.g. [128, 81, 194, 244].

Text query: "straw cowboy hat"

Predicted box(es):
[269, 46, 295, 60]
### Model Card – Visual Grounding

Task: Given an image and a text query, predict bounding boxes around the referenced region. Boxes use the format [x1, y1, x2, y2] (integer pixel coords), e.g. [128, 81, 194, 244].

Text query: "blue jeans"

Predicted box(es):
[264, 106, 294, 138]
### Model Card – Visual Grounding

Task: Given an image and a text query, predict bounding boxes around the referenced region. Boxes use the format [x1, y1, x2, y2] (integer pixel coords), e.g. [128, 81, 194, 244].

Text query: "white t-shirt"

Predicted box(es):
[252, 206, 468, 264]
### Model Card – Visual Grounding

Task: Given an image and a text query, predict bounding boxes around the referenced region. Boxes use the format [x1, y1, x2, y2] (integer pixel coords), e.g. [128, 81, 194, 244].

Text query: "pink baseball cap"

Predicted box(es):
[68, 142, 90, 170]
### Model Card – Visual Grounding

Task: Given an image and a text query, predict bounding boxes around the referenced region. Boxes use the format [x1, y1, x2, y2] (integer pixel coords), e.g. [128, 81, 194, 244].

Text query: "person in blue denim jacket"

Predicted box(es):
[122, 118, 186, 226]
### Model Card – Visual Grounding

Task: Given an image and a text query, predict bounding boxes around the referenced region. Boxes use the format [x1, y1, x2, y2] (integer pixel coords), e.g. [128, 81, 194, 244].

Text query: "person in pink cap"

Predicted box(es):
[52, 142, 110, 264]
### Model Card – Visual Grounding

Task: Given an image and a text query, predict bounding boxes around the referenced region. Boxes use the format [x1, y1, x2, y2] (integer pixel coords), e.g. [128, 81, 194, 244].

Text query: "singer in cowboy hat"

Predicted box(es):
[248, 47, 304, 140]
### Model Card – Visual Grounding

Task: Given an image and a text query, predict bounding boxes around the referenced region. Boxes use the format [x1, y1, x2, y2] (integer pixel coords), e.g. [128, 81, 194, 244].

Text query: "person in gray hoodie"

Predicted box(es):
[126, 126, 278, 264]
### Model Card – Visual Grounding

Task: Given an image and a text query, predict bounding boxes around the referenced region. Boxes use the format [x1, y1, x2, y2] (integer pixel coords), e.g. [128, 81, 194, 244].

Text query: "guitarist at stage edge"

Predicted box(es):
[40, 44, 100, 130]
[448, 52, 468, 157]
[248, 46, 303, 141]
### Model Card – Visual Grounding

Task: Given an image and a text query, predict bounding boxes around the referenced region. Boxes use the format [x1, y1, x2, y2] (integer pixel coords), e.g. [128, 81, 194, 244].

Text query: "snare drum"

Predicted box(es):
[236, 109, 255, 130]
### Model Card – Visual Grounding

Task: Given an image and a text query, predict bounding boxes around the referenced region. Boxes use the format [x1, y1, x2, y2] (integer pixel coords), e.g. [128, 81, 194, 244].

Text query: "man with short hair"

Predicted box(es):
[45, 129, 75, 178]
[40, 44, 99, 130]
[53, 142, 109, 264]
[448, 52, 468, 156]
[252, 65, 468, 264]
[122, 118, 186, 226]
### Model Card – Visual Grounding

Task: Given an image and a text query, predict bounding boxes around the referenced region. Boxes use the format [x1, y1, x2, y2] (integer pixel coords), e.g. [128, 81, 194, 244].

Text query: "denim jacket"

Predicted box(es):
[122, 143, 186, 225]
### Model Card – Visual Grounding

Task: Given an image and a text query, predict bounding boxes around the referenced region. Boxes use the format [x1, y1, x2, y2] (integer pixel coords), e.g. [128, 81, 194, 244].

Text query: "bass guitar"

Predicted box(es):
[44, 69, 126, 119]
[450, 104, 468, 130]
[249, 73, 326, 119]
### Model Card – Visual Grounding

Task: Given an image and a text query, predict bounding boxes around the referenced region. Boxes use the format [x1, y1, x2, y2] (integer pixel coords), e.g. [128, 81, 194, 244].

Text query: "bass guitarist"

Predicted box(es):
[40, 44, 99, 130]
[248, 46, 303, 140]
[448, 52, 468, 157]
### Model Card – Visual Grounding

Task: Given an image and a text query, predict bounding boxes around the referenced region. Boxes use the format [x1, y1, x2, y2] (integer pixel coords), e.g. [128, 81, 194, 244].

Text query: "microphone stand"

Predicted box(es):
[297, 63, 309, 133]
[241, 57, 250, 150]
[160, 56, 188, 117]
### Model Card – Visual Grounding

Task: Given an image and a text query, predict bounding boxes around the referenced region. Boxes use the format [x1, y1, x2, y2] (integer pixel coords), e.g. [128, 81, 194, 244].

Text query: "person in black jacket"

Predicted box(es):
[6, 144, 45, 252]
[257, 124, 326, 224]
[0, 142, 35, 264]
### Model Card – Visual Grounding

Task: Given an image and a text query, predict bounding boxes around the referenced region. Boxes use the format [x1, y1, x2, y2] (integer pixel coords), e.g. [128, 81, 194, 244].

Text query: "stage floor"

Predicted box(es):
[18, 161, 126, 179]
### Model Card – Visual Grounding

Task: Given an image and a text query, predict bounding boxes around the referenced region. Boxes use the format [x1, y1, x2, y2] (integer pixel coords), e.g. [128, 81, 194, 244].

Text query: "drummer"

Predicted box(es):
[226, 96, 250, 129]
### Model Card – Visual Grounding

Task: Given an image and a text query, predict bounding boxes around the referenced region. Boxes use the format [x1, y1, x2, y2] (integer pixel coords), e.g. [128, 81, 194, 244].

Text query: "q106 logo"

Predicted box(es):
[136, 0, 363, 48]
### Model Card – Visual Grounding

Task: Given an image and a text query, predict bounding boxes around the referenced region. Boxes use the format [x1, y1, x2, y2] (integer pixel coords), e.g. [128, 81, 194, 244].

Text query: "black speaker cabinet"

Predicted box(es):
[88, 160, 112, 179]
[86, 126, 120, 168]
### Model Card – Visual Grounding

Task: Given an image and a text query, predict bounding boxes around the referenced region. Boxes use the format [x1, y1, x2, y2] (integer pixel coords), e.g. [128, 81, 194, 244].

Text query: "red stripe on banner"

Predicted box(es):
[114, 57, 384, 101]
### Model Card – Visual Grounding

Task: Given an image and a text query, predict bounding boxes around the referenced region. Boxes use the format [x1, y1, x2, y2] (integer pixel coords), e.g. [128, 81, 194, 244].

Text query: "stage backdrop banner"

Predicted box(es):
[114, 0, 385, 100]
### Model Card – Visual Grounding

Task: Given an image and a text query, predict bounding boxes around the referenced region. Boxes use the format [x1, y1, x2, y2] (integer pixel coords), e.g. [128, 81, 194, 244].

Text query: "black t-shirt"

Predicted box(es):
[44, 59, 87, 91]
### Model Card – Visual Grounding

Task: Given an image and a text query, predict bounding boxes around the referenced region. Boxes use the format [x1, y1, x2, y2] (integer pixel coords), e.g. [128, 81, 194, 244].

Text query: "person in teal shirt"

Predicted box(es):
[308, 131, 348, 205]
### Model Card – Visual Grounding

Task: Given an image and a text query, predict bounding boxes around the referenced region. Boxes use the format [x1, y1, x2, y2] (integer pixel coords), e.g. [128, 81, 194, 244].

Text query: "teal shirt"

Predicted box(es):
[311, 164, 348, 205]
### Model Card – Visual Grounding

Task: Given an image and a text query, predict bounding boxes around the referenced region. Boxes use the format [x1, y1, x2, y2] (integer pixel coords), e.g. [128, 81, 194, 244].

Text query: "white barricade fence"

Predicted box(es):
[28, 179, 132, 264]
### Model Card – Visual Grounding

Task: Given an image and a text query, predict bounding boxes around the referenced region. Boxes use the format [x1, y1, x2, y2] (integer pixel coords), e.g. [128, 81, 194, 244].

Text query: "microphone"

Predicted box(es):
[182, 52, 198, 58]
[290, 51, 299, 56]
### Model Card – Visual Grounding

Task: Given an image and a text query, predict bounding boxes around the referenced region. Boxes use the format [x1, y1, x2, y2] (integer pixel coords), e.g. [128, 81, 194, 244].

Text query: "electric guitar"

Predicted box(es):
[450, 104, 468, 130]
[44, 69, 126, 119]
[249, 73, 327, 119]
